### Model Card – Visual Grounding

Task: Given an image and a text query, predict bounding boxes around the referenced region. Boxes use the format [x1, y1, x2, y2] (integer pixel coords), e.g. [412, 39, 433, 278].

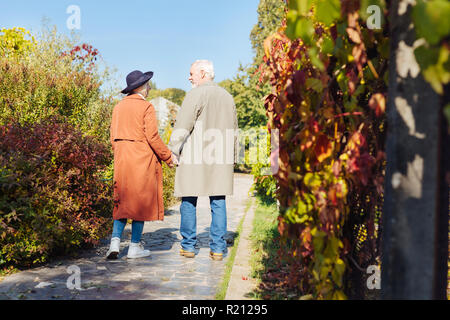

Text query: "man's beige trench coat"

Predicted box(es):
[169, 81, 238, 197]
[110, 94, 173, 221]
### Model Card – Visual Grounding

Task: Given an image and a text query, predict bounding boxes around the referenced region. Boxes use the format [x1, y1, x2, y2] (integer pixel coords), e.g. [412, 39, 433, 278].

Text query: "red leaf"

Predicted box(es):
[314, 134, 333, 163]
[369, 93, 386, 117]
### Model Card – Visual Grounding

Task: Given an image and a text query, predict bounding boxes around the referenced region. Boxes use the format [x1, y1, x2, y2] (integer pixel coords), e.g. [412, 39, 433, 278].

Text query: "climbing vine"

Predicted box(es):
[261, 0, 388, 299]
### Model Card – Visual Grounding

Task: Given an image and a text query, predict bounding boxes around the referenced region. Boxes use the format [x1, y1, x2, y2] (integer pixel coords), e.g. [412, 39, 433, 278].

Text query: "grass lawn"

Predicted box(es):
[247, 198, 303, 300]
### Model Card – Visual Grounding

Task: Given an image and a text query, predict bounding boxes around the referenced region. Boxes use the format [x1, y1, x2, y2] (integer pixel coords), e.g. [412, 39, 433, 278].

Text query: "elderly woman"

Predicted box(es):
[106, 70, 176, 259]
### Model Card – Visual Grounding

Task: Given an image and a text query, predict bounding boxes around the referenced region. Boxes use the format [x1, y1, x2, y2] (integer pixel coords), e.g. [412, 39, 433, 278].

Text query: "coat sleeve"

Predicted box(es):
[168, 90, 202, 158]
[110, 110, 115, 152]
[144, 103, 173, 164]
[232, 101, 239, 164]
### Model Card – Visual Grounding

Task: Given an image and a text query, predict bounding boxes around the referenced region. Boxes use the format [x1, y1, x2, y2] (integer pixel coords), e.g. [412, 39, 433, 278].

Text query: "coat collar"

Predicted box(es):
[124, 93, 147, 101]
[198, 80, 217, 88]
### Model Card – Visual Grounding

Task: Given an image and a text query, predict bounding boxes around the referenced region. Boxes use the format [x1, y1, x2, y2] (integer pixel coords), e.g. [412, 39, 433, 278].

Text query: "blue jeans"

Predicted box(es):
[180, 196, 227, 254]
[112, 219, 144, 244]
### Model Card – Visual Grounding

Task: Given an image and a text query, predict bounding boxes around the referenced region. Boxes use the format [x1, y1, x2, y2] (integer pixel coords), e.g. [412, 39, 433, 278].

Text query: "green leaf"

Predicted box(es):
[314, 0, 341, 26]
[321, 36, 334, 55]
[331, 290, 347, 300]
[304, 172, 322, 188]
[296, 202, 312, 223]
[344, 96, 358, 112]
[421, 46, 450, 94]
[444, 104, 450, 127]
[412, 0, 450, 45]
[295, 18, 315, 45]
[331, 267, 343, 287]
[289, 0, 313, 16]
[336, 70, 347, 91]
[312, 228, 327, 253]
[379, 37, 390, 59]
[308, 48, 325, 71]
[414, 45, 440, 70]
[335, 258, 346, 276]
[353, 83, 366, 97]
[286, 10, 300, 40]
[306, 78, 324, 92]
[286, 11, 315, 43]
[324, 236, 342, 260]
[320, 263, 332, 280]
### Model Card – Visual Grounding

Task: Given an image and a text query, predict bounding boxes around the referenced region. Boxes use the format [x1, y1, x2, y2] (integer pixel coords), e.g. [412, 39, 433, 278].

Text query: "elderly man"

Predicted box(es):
[169, 60, 238, 261]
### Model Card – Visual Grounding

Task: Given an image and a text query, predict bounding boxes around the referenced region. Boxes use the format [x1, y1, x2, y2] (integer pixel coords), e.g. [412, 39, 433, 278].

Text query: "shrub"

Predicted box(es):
[161, 121, 178, 208]
[0, 117, 113, 269]
[0, 27, 36, 57]
[162, 164, 177, 209]
[248, 127, 278, 204]
[0, 27, 116, 145]
[251, 163, 277, 205]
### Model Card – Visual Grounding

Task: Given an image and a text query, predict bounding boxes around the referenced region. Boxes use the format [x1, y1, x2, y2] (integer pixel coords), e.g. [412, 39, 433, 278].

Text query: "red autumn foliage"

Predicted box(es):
[0, 117, 113, 268]
[259, 1, 388, 299]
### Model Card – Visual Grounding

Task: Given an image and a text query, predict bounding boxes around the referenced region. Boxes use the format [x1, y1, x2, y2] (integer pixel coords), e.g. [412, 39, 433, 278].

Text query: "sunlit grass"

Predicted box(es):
[247, 198, 284, 299]
[215, 198, 253, 300]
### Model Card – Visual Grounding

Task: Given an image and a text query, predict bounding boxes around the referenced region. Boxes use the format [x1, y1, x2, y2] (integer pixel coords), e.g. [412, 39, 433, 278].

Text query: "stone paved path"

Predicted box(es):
[0, 174, 254, 300]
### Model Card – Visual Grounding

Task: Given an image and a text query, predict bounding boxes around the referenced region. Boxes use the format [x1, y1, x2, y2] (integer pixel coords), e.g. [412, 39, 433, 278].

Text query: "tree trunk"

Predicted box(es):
[381, 0, 449, 300]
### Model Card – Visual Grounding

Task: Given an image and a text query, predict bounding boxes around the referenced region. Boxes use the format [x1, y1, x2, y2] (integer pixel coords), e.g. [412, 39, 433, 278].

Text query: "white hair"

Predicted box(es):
[192, 60, 215, 80]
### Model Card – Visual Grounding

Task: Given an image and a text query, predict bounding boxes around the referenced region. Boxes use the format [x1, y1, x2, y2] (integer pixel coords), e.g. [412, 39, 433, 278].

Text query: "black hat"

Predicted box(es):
[121, 70, 154, 94]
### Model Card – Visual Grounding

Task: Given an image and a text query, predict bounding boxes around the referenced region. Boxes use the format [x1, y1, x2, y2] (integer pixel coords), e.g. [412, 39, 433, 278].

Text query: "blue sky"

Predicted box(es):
[0, 1, 259, 92]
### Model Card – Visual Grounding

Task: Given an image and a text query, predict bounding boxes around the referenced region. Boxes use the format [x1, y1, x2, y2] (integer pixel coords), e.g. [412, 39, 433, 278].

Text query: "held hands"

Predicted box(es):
[169, 152, 179, 168]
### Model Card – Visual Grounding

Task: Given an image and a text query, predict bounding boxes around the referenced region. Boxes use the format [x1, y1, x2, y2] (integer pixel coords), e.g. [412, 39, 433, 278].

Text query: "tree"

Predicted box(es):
[219, 66, 266, 129]
[220, 0, 286, 130]
[148, 86, 186, 106]
[381, 0, 449, 300]
[250, 0, 287, 67]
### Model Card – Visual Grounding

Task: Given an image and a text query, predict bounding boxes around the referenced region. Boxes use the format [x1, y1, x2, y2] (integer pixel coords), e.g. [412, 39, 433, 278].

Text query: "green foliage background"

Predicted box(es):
[219, 0, 286, 203]
[147, 84, 186, 106]
[220, 0, 286, 131]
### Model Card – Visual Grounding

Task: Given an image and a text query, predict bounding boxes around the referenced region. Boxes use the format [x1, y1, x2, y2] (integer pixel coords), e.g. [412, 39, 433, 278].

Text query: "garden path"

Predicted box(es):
[0, 174, 253, 300]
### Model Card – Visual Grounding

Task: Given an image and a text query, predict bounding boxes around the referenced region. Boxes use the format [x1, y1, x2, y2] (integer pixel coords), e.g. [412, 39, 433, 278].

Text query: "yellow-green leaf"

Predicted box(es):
[306, 78, 324, 92]
[314, 0, 341, 26]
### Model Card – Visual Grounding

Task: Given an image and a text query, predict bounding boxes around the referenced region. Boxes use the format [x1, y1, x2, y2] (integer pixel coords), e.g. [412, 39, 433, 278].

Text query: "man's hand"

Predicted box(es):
[171, 153, 179, 167]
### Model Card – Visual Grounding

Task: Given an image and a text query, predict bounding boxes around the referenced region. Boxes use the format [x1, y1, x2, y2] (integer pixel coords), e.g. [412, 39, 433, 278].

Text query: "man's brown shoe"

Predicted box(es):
[180, 249, 195, 258]
[209, 252, 223, 261]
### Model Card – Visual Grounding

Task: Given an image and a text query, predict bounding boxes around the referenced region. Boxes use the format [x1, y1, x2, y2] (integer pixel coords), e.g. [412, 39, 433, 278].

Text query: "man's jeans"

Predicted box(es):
[180, 196, 227, 255]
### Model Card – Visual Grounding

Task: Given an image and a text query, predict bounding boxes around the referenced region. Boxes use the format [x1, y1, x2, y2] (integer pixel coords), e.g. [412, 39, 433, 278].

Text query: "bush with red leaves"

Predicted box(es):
[0, 117, 113, 269]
